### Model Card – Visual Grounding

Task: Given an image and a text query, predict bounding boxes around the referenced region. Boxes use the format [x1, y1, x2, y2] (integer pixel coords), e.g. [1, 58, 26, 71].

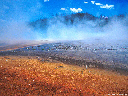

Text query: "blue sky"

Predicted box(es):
[0, 0, 128, 21]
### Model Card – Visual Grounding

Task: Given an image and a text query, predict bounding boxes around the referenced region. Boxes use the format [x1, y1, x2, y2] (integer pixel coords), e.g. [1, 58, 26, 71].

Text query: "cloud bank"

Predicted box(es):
[100, 4, 114, 9]
[95, 3, 103, 6]
[70, 8, 82, 13]
[91, 1, 95, 4]
[84, 2, 88, 4]
[60, 8, 66, 10]
[44, 0, 49, 2]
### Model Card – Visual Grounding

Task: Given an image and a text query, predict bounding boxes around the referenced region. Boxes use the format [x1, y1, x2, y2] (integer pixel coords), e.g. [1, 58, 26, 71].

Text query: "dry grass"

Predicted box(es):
[0, 56, 128, 96]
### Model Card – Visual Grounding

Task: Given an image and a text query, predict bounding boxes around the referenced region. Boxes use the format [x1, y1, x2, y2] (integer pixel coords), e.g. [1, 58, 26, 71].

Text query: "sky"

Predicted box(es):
[0, 0, 128, 44]
[0, 0, 128, 21]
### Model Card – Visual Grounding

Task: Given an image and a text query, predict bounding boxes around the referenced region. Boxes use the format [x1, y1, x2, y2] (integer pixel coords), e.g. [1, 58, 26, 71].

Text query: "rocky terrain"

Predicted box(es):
[0, 40, 128, 75]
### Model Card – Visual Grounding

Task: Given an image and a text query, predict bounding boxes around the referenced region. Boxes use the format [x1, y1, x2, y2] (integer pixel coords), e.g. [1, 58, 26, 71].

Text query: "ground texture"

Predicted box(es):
[0, 56, 128, 96]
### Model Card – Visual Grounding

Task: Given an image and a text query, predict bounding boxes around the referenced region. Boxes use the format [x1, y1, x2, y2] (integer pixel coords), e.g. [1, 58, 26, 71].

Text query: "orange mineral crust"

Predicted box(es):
[0, 56, 128, 96]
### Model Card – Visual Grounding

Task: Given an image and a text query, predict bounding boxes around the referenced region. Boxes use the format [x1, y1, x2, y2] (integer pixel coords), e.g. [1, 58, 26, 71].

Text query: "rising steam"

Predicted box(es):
[43, 14, 128, 42]
[0, 13, 128, 45]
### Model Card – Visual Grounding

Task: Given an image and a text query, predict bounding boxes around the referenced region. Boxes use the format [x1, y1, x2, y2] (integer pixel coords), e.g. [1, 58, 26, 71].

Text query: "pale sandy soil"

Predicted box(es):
[0, 56, 128, 96]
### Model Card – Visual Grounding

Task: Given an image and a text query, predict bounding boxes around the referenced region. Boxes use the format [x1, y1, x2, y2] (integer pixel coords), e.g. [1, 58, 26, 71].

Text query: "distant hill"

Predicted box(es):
[28, 13, 126, 30]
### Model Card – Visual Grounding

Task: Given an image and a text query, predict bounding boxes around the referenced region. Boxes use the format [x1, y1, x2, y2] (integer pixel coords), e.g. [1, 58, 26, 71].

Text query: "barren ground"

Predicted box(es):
[0, 56, 128, 96]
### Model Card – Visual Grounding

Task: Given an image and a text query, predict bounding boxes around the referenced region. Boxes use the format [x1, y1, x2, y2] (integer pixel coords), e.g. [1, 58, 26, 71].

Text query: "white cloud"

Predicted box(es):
[84, 2, 88, 4]
[100, 4, 114, 9]
[91, 1, 95, 4]
[70, 8, 82, 13]
[44, 0, 49, 2]
[95, 3, 103, 5]
[60, 8, 66, 10]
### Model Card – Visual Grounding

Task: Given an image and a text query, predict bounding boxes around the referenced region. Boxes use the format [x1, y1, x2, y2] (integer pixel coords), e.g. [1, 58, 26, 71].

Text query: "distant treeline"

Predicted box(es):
[28, 13, 126, 30]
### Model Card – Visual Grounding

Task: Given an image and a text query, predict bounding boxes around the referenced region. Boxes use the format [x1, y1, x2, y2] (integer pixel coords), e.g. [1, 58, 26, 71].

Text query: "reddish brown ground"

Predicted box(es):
[0, 56, 128, 96]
